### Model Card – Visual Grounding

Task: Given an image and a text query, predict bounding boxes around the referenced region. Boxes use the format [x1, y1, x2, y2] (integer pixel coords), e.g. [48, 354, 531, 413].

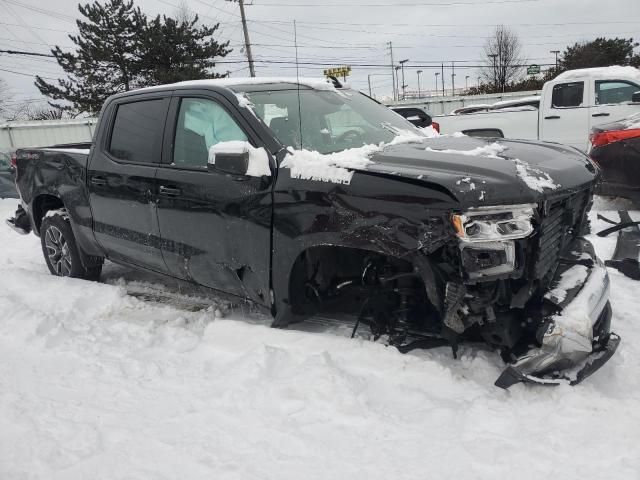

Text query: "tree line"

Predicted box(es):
[472, 26, 640, 95]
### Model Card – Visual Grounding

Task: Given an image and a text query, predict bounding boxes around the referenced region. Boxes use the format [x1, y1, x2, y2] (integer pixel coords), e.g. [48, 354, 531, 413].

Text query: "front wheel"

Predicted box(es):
[40, 212, 102, 280]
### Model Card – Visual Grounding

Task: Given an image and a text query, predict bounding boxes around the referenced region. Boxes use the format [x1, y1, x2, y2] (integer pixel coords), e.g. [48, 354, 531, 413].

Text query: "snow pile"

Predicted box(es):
[513, 158, 560, 192]
[281, 144, 378, 185]
[425, 141, 506, 159]
[1, 198, 640, 479]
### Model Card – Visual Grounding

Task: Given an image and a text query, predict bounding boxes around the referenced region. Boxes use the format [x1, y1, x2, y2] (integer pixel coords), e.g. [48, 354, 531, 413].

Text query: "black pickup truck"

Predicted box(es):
[6, 77, 619, 388]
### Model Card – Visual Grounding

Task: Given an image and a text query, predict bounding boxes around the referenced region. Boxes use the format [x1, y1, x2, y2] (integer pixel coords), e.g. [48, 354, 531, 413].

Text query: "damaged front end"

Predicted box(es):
[442, 191, 619, 388]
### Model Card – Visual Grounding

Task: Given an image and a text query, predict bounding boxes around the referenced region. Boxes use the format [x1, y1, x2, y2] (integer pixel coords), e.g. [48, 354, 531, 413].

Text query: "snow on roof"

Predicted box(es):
[134, 77, 337, 94]
[554, 66, 640, 82]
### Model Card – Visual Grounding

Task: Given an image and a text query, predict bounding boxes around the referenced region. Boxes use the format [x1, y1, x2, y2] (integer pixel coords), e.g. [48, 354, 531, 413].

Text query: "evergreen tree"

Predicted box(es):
[36, 0, 232, 115]
[35, 0, 146, 114]
[140, 14, 231, 85]
[559, 38, 640, 71]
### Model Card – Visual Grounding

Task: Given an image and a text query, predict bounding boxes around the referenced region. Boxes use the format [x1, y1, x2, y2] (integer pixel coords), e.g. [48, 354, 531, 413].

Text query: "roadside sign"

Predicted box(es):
[324, 66, 352, 80]
[527, 65, 541, 75]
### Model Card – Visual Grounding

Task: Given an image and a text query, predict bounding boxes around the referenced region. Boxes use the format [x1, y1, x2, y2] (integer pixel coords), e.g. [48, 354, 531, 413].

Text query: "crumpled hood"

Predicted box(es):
[364, 136, 597, 206]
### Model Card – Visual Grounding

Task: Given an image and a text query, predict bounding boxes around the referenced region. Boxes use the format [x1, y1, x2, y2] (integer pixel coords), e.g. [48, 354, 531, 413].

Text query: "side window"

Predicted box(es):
[173, 98, 248, 168]
[109, 99, 166, 163]
[551, 82, 584, 108]
[595, 80, 640, 105]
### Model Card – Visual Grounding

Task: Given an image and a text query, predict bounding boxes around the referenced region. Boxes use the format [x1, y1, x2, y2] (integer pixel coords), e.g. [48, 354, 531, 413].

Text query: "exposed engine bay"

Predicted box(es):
[289, 190, 619, 388]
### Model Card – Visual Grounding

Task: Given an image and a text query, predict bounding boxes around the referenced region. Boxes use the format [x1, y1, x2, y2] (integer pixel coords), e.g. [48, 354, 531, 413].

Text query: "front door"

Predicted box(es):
[540, 80, 590, 150]
[590, 79, 640, 127]
[88, 95, 170, 272]
[155, 93, 273, 305]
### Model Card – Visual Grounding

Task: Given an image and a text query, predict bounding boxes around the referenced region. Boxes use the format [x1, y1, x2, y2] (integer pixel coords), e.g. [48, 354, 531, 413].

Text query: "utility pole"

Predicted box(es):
[465, 75, 469, 90]
[388, 42, 396, 102]
[451, 61, 456, 96]
[441, 63, 445, 97]
[399, 59, 408, 100]
[488, 53, 498, 92]
[550, 50, 560, 69]
[435, 72, 439, 97]
[417, 70, 422, 99]
[235, 0, 255, 77]
[394, 66, 401, 100]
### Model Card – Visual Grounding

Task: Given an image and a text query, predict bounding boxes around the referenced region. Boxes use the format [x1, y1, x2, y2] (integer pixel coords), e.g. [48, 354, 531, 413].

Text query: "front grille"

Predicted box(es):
[532, 189, 591, 282]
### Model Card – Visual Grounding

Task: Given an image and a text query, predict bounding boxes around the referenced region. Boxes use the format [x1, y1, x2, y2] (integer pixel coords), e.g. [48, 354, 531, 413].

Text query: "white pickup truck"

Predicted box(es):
[436, 66, 640, 151]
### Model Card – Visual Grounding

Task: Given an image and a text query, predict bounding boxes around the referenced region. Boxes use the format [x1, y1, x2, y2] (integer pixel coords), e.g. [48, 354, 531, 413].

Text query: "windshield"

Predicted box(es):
[242, 88, 423, 154]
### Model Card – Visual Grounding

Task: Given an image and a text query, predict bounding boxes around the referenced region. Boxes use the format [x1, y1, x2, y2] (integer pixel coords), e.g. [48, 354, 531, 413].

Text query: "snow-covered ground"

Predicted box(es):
[1, 197, 639, 479]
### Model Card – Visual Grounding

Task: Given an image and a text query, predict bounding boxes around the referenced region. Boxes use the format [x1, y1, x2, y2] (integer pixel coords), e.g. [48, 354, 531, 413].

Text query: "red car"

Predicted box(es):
[589, 113, 640, 201]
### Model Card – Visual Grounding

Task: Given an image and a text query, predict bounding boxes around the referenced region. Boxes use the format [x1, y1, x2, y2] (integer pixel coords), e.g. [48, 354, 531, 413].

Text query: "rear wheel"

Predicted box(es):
[40, 212, 103, 280]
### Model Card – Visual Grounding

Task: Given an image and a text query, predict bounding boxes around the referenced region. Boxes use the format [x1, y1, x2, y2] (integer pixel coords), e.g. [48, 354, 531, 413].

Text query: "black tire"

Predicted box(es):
[40, 212, 103, 280]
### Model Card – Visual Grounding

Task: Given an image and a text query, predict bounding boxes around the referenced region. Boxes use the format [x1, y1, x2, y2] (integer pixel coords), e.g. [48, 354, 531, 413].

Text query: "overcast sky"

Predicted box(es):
[0, 0, 638, 108]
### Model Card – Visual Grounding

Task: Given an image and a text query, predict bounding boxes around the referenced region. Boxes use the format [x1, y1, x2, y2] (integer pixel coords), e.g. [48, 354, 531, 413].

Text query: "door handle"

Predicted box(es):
[592, 112, 610, 117]
[544, 115, 561, 120]
[90, 176, 106, 186]
[159, 185, 182, 196]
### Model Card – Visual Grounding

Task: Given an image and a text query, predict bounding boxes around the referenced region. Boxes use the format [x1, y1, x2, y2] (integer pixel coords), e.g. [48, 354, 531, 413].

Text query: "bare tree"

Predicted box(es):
[175, 1, 196, 24]
[481, 25, 524, 93]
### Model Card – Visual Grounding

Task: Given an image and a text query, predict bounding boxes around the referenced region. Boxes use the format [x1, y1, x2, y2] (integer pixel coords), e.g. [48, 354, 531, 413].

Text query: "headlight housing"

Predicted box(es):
[451, 204, 536, 243]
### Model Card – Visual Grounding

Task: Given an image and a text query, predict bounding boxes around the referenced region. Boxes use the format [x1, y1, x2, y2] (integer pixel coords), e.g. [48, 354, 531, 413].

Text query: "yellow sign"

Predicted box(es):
[323, 66, 351, 78]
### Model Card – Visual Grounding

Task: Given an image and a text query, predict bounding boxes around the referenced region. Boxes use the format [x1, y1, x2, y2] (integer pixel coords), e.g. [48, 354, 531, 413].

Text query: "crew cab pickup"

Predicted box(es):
[6, 77, 619, 388]
[436, 66, 640, 151]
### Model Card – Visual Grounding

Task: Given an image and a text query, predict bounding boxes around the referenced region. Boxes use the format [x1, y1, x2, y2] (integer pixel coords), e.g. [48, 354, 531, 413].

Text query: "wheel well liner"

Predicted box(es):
[32, 194, 64, 233]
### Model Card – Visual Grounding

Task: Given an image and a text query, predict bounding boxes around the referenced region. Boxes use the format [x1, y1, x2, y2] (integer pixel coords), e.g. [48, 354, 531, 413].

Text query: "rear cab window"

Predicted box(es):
[551, 82, 584, 108]
[108, 99, 168, 163]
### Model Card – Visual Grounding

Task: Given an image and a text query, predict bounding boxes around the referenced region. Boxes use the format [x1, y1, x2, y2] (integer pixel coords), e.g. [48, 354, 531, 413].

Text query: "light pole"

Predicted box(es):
[435, 72, 440, 97]
[477, 76, 481, 88]
[550, 50, 560, 69]
[394, 66, 401, 100]
[399, 59, 409, 100]
[417, 70, 423, 99]
[465, 75, 469, 90]
[451, 72, 456, 96]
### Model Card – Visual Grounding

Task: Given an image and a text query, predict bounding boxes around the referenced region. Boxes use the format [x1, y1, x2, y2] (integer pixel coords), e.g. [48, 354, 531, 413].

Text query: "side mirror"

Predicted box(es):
[208, 141, 271, 177]
[632, 91, 640, 103]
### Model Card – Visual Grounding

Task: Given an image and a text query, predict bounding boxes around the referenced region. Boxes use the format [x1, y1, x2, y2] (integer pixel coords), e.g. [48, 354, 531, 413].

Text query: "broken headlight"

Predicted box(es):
[451, 204, 535, 243]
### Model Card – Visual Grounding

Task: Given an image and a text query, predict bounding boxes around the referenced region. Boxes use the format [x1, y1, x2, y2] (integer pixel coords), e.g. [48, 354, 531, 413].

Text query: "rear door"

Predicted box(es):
[540, 80, 590, 150]
[590, 79, 640, 127]
[88, 94, 170, 272]
[155, 91, 274, 305]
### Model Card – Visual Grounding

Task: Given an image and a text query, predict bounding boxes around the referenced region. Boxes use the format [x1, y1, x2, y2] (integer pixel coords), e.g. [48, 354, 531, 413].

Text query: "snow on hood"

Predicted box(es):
[281, 130, 427, 185]
[555, 66, 640, 82]
[425, 141, 560, 193]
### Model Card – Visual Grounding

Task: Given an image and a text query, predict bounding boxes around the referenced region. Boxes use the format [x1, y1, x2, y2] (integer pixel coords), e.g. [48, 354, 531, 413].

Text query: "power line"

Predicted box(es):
[250, 0, 544, 5]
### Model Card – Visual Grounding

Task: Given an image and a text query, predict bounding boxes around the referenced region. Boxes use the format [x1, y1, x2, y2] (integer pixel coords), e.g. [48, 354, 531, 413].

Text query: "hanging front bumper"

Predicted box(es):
[495, 240, 620, 389]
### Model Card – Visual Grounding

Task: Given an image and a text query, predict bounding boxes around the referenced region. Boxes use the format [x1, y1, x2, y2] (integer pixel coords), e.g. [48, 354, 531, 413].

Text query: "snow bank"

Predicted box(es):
[1, 198, 640, 479]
